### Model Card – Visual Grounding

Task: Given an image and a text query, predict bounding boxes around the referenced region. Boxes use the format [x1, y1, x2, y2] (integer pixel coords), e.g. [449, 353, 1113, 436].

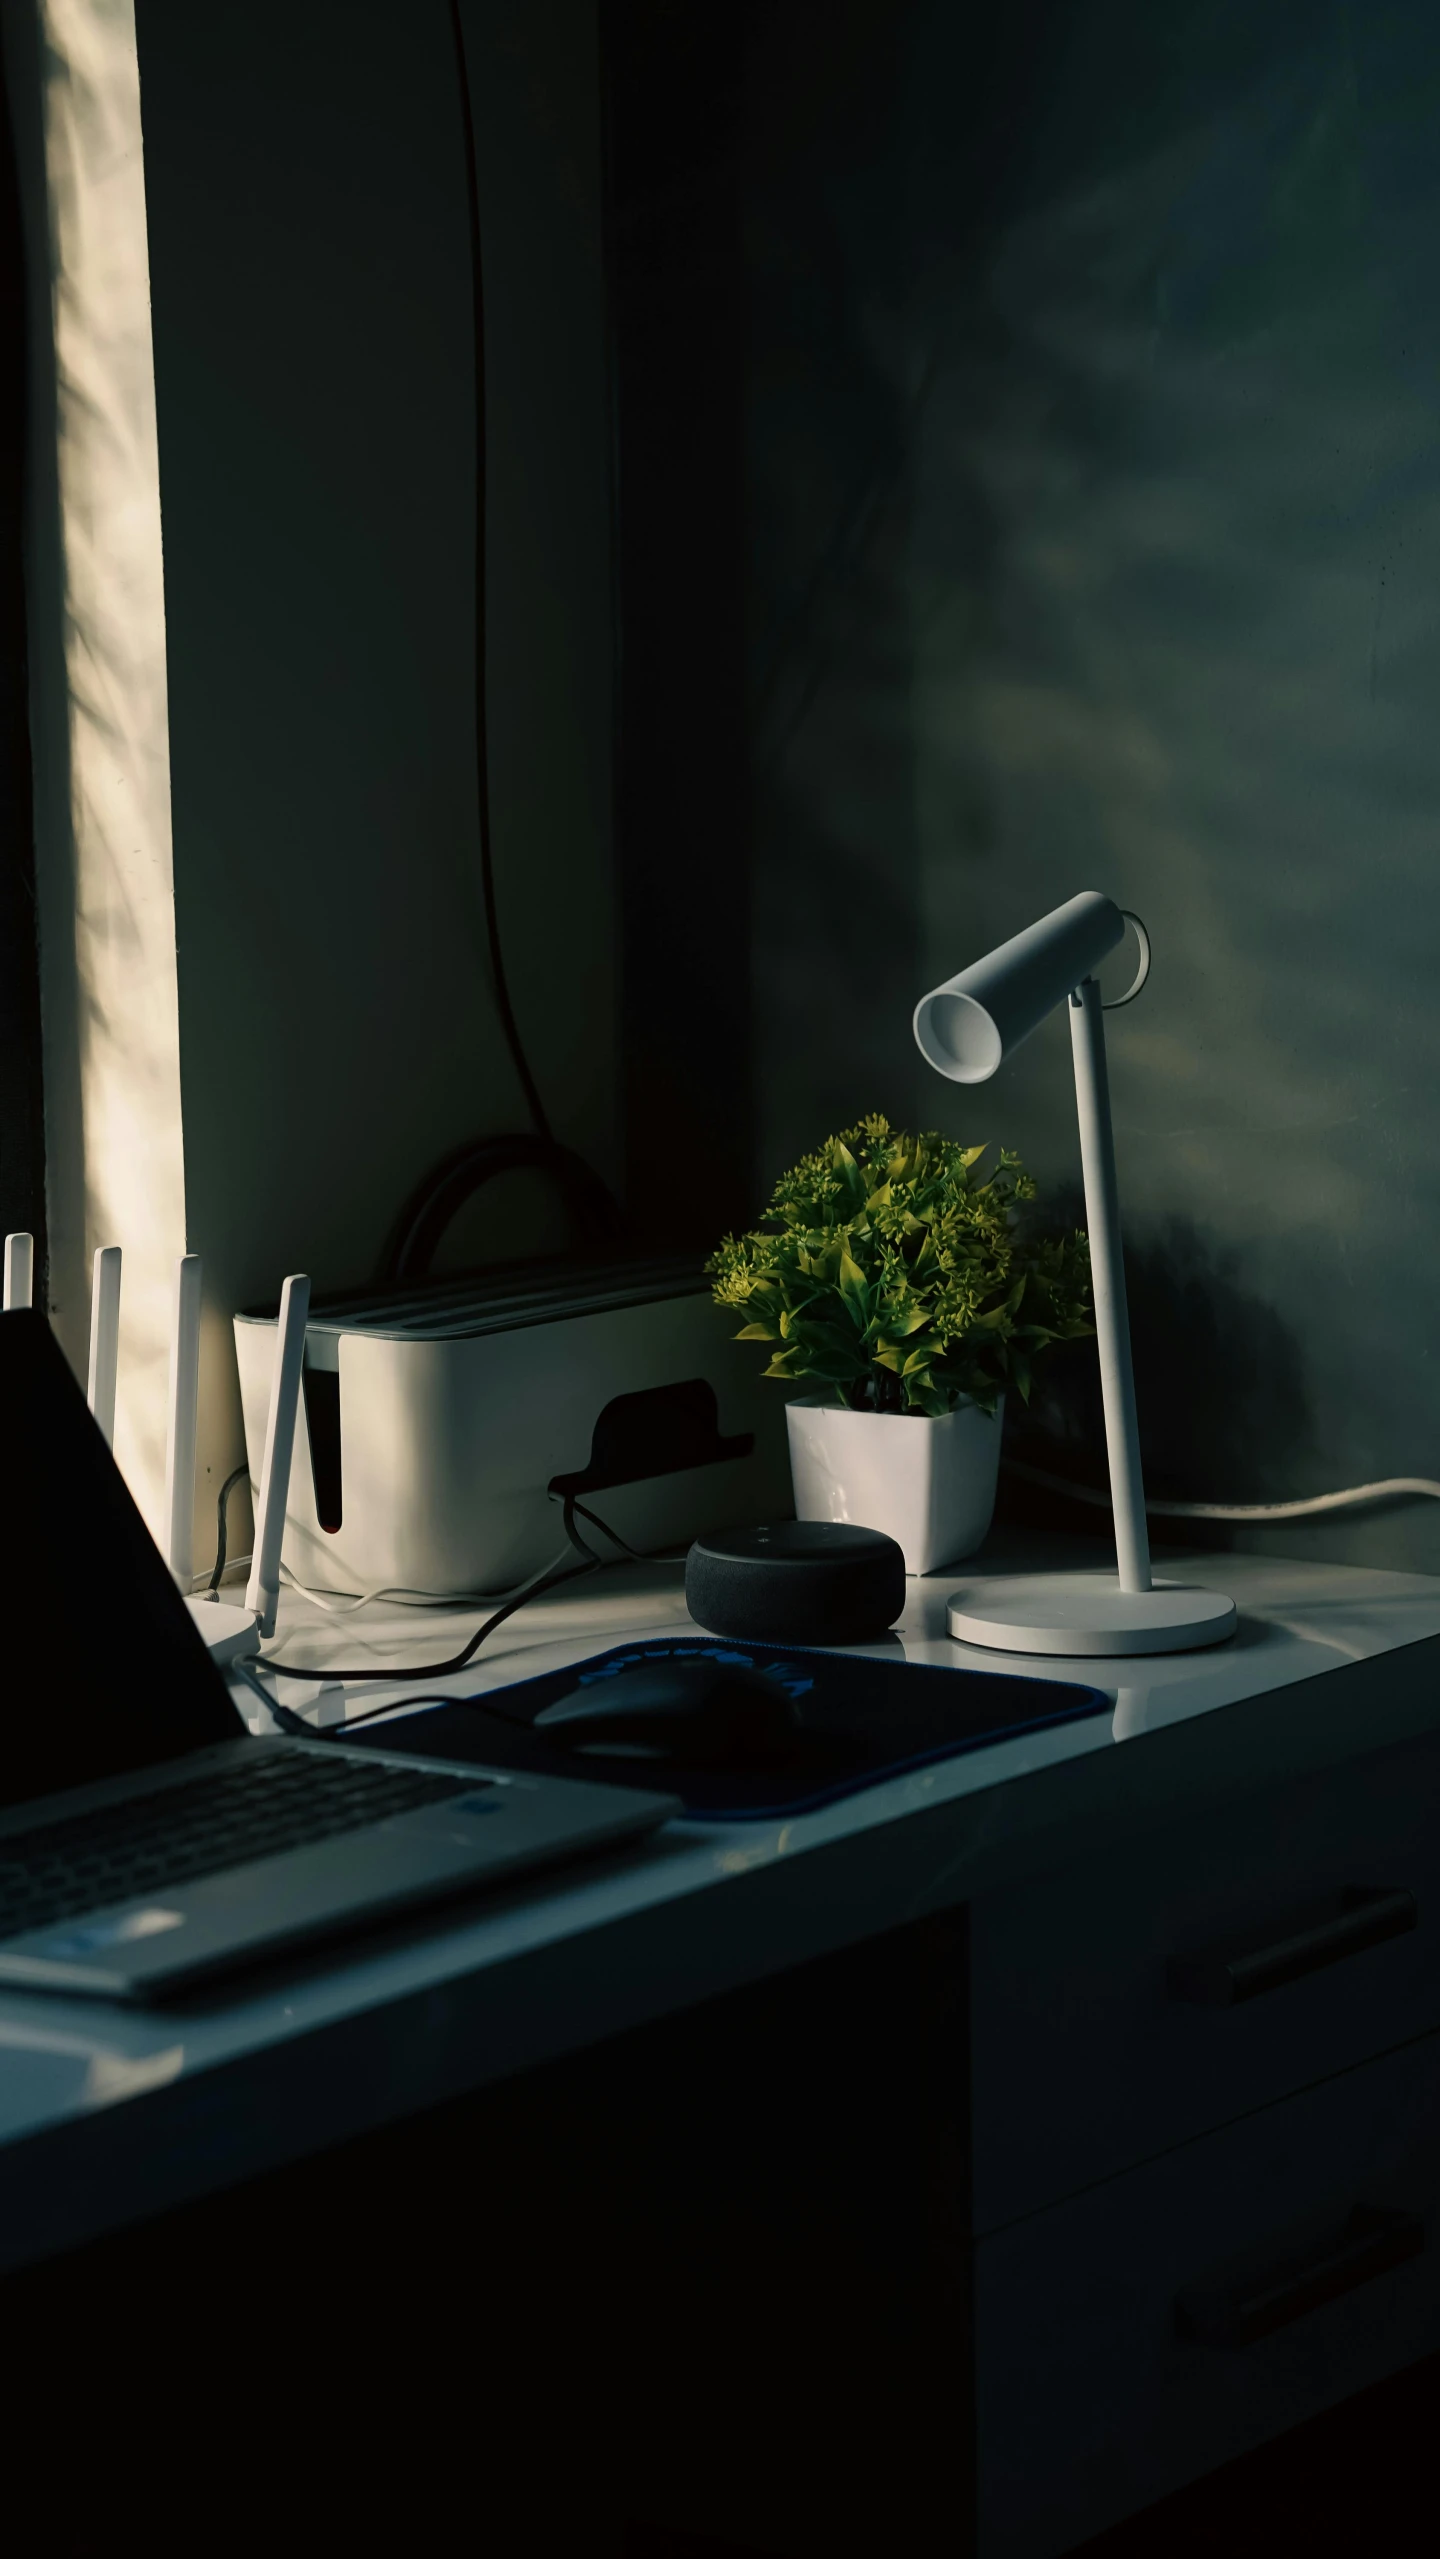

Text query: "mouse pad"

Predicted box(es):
[345, 1641, 1112, 1819]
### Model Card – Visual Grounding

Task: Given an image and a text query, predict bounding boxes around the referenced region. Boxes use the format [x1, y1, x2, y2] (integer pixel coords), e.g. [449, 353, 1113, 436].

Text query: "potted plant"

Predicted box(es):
[708, 1113, 1091, 1574]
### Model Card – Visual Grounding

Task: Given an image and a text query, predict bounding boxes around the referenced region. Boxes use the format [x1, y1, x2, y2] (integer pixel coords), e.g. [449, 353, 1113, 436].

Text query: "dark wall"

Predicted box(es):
[129, 0, 618, 1510]
[610, 0, 1440, 1569]
[605, 5, 751, 1244]
[135, 0, 617, 1297]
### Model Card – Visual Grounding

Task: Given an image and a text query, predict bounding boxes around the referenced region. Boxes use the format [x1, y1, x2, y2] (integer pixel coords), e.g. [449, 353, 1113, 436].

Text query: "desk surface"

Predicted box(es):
[3, 1537, 1440, 2273]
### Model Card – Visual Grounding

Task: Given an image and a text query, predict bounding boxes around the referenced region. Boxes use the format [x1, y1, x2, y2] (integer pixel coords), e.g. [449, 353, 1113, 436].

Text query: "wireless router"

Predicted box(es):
[6, 1233, 309, 1668]
[162, 1257, 310, 1662]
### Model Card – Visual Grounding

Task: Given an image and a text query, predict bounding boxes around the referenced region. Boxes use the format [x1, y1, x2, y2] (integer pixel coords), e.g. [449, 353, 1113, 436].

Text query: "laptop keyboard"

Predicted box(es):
[0, 1751, 486, 1944]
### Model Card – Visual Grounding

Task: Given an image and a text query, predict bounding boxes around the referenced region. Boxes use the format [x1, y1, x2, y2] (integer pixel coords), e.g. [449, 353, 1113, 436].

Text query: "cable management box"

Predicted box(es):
[235, 1256, 793, 1599]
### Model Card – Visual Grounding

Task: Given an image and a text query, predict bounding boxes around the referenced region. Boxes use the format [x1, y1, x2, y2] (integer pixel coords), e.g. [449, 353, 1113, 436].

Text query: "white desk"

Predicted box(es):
[1, 1541, 1436, 2256]
[4, 1537, 1440, 2556]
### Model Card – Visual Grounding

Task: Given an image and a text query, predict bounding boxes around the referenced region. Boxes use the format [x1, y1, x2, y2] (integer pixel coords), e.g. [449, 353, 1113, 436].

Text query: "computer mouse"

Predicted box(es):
[533, 1657, 798, 1767]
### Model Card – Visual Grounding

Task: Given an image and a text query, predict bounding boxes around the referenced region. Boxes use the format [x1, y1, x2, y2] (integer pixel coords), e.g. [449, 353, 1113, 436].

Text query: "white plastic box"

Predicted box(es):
[234, 1257, 792, 1599]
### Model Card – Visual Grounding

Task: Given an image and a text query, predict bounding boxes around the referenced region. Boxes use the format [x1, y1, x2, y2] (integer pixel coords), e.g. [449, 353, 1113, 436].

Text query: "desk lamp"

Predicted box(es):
[913, 891, 1235, 1656]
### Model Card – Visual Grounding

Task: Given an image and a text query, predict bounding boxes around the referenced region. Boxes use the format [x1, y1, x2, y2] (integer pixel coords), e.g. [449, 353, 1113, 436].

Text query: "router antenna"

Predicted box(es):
[164, 1254, 203, 1589]
[3, 1232, 34, 1310]
[245, 1273, 311, 1640]
[87, 1246, 122, 1446]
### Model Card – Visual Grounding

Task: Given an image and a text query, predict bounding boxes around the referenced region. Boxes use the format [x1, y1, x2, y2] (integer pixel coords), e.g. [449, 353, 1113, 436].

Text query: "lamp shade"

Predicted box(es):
[913, 890, 1127, 1084]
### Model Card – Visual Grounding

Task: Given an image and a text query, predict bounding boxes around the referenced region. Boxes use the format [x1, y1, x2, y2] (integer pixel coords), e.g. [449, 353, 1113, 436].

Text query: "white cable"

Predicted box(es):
[256, 1543, 580, 1680]
[192, 1554, 252, 1595]
[1005, 1461, 1440, 1522]
[276, 1559, 565, 1615]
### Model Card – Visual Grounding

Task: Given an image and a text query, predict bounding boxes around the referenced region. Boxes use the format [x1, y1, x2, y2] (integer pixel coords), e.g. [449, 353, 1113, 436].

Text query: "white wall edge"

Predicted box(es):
[9, 0, 187, 1541]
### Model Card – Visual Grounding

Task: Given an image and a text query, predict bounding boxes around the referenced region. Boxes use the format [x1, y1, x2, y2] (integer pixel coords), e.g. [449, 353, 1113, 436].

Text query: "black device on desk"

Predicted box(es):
[536, 1655, 791, 1757]
[684, 1520, 907, 1643]
[0, 1313, 677, 2001]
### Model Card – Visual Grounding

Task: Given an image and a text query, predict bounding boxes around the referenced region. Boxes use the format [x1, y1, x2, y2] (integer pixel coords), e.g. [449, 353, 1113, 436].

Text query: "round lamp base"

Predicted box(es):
[946, 1571, 1237, 1658]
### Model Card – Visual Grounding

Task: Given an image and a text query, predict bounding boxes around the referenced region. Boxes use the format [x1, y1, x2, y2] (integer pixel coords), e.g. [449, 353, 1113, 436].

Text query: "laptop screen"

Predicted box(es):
[1, 1311, 245, 1810]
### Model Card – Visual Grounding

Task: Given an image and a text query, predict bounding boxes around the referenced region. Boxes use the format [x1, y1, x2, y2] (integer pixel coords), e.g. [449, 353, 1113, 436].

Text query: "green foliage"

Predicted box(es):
[708, 1113, 1092, 1418]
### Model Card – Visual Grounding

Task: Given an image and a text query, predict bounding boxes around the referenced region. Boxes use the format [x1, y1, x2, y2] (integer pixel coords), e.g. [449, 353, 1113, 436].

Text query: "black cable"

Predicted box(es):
[447, 0, 554, 1146]
[252, 1551, 601, 1685]
[568, 1494, 687, 1566]
[244, 1491, 688, 1708]
[239, 1679, 541, 1741]
[330, 1688, 533, 1737]
[379, 1131, 622, 1285]
[232, 1654, 319, 1740]
[207, 1464, 250, 1595]
[559, 1492, 606, 1567]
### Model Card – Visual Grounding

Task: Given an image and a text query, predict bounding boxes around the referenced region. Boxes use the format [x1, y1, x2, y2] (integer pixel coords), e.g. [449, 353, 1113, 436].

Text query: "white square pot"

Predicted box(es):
[785, 1394, 1004, 1576]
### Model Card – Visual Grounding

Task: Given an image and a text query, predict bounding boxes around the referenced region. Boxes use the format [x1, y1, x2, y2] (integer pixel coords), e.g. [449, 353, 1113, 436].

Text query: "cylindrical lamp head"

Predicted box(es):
[913, 890, 1127, 1083]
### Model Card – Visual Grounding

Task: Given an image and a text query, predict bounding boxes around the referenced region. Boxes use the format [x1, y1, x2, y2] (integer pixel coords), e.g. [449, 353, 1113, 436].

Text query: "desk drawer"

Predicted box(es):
[971, 1730, 1440, 2230]
[974, 2028, 1440, 2559]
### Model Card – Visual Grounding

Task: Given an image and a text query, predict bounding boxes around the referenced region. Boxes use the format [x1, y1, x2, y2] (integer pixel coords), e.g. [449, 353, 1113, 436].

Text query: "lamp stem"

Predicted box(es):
[1068, 979, 1152, 1594]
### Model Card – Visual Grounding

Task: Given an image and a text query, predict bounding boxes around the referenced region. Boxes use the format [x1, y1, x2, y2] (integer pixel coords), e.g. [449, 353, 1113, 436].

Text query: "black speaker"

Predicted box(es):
[684, 1521, 906, 1644]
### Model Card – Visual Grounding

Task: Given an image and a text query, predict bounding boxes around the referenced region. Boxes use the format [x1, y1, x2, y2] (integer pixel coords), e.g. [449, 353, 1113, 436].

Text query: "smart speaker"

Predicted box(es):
[685, 1520, 906, 1644]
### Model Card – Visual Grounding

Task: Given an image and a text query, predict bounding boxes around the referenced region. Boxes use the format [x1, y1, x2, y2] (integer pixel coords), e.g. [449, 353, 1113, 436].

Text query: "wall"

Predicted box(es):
[605, 5, 753, 1247]
[722, 0, 1440, 1570]
[0, 28, 44, 1263]
[3, 0, 191, 1534]
[13, 0, 1438, 1577]
[140, 0, 616, 1557]
[8, 0, 616, 1558]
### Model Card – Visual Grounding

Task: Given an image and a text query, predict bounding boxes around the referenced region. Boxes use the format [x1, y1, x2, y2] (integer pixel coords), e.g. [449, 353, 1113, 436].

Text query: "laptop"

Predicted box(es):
[0, 1311, 679, 2001]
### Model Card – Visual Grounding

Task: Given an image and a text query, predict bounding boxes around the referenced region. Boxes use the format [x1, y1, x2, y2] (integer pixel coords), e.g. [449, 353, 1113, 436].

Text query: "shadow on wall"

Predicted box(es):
[1007, 1203, 1313, 1517]
[743, 0, 930, 1188]
[738, 0, 1440, 1571]
[999, 1202, 1440, 1573]
[907, 0, 1440, 1578]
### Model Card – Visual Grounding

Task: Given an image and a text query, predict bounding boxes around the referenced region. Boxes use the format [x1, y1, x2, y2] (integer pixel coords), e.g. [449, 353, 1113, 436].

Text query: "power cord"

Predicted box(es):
[232, 1654, 319, 1741]
[276, 1562, 550, 1614]
[363, 11, 628, 1290]
[1004, 1462, 1440, 1522]
[558, 1492, 688, 1568]
[340, 1690, 497, 1736]
[447, 0, 551, 1145]
[239, 1491, 687, 1730]
[252, 1547, 599, 1687]
[207, 1463, 250, 1595]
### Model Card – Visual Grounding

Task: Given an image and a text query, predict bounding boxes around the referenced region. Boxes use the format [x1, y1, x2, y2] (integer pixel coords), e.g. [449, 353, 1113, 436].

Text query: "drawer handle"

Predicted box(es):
[1167, 1885, 1418, 2007]
[1176, 2205, 1424, 2348]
